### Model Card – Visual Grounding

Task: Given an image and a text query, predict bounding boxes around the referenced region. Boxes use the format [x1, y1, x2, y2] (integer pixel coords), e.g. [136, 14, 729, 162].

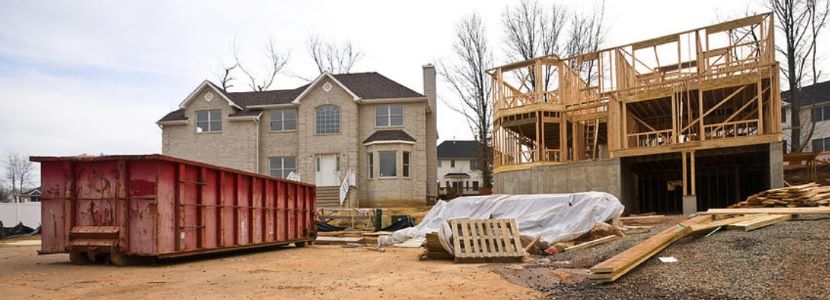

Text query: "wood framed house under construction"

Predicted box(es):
[488, 13, 784, 214]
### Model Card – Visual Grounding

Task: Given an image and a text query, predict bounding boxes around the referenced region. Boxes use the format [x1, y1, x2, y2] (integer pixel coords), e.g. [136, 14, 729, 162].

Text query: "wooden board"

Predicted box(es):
[314, 236, 364, 245]
[565, 235, 620, 252]
[701, 207, 830, 215]
[726, 214, 791, 232]
[589, 215, 711, 281]
[449, 218, 526, 263]
[687, 215, 760, 233]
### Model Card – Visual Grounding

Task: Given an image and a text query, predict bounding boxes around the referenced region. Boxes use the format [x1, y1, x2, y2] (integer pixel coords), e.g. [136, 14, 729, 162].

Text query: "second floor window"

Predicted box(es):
[316, 105, 340, 134]
[270, 109, 297, 131]
[812, 106, 830, 122]
[376, 104, 403, 127]
[196, 109, 222, 132]
[470, 159, 480, 170]
[812, 137, 830, 152]
[269, 156, 296, 179]
[450, 160, 455, 168]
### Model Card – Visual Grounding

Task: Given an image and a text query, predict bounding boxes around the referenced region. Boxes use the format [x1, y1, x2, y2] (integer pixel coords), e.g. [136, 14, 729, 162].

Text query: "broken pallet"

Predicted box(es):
[449, 218, 526, 263]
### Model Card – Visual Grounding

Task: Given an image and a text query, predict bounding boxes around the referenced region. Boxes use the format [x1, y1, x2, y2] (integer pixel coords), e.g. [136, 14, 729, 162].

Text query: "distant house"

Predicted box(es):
[158, 66, 438, 208]
[437, 140, 485, 198]
[17, 187, 40, 203]
[782, 80, 830, 156]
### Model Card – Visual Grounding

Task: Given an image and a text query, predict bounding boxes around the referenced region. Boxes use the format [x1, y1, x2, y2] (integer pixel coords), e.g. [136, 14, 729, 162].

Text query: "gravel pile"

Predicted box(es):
[496, 216, 830, 299]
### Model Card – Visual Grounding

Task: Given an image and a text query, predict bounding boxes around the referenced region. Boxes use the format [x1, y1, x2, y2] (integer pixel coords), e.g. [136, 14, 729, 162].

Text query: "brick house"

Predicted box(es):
[157, 66, 438, 208]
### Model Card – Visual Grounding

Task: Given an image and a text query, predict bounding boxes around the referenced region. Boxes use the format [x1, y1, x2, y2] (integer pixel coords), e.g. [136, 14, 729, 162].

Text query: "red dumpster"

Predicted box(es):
[30, 154, 316, 264]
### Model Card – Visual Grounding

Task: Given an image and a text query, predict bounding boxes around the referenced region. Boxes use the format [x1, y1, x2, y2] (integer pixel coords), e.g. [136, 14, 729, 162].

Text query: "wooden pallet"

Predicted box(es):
[449, 218, 526, 263]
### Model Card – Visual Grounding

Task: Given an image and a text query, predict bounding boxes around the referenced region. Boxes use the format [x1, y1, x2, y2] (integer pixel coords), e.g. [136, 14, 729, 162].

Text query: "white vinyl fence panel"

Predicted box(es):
[0, 202, 41, 228]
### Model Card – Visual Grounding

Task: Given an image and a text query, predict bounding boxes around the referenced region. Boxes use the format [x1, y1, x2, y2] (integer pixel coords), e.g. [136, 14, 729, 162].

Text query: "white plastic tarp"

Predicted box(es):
[381, 192, 624, 246]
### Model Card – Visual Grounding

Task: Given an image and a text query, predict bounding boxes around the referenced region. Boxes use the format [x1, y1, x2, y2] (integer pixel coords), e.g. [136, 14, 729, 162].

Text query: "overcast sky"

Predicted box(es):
[1, 0, 826, 174]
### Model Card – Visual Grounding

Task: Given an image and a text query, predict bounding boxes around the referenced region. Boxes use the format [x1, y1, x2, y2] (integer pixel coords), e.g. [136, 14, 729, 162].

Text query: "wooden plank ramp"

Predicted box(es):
[449, 218, 526, 263]
[588, 215, 711, 282]
[701, 207, 830, 215]
[727, 214, 791, 232]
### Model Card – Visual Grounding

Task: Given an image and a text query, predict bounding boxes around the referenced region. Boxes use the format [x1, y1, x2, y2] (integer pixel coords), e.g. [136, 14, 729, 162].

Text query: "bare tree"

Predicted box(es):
[562, 1, 607, 86]
[235, 39, 290, 92]
[306, 36, 364, 74]
[440, 14, 494, 188]
[0, 184, 11, 203]
[768, 0, 830, 151]
[214, 40, 240, 91]
[501, 0, 567, 89]
[4, 153, 33, 203]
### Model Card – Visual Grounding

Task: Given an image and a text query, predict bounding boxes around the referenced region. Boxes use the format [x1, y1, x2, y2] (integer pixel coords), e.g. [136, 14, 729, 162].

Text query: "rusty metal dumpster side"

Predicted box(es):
[32, 155, 316, 263]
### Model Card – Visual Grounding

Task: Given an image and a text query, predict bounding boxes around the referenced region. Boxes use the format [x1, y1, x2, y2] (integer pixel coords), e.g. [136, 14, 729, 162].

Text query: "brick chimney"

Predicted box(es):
[423, 64, 438, 201]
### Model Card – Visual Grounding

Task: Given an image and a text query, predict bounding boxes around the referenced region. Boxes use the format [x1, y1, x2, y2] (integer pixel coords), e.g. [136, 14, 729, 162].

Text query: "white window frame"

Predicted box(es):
[196, 109, 222, 133]
[270, 109, 297, 132]
[269, 156, 296, 179]
[315, 105, 341, 134]
[375, 104, 404, 127]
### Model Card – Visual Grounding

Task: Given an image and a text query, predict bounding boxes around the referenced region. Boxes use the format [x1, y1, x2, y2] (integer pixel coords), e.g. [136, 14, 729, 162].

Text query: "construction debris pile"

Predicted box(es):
[730, 183, 830, 208]
[383, 192, 624, 247]
[588, 205, 830, 282]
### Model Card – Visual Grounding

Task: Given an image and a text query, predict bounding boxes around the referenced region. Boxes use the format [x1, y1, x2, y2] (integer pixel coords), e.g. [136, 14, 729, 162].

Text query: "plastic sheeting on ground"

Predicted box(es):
[379, 192, 624, 246]
[1, 221, 40, 239]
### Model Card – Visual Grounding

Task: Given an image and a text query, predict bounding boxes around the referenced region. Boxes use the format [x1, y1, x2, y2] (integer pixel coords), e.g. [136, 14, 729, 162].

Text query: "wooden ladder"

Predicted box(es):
[584, 119, 600, 159]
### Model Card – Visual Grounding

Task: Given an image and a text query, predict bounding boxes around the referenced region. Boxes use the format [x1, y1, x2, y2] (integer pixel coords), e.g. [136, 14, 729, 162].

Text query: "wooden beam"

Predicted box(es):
[701, 207, 830, 215]
[565, 235, 620, 252]
[687, 215, 759, 233]
[726, 214, 791, 232]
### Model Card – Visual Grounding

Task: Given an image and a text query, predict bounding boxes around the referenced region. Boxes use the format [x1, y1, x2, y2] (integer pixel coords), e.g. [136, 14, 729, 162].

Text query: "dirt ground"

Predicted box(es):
[0, 238, 539, 300]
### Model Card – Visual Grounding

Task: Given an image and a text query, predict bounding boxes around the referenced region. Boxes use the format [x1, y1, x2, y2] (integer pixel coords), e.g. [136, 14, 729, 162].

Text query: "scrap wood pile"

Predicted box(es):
[588, 206, 830, 283]
[730, 183, 830, 208]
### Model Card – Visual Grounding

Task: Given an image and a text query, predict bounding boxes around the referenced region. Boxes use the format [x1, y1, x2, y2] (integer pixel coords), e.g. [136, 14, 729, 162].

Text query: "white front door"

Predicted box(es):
[315, 154, 339, 186]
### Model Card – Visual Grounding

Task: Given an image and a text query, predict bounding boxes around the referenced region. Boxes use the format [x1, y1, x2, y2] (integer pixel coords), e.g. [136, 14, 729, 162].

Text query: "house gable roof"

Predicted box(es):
[782, 80, 830, 106]
[161, 72, 424, 123]
[177, 80, 243, 110]
[438, 140, 481, 159]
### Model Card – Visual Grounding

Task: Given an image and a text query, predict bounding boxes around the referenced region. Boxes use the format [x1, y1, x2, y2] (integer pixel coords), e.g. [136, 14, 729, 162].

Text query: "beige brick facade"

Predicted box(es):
[160, 69, 438, 207]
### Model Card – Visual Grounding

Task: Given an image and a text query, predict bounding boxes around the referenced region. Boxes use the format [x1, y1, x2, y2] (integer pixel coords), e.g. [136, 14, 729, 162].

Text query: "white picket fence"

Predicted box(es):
[0, 202, 41, 228]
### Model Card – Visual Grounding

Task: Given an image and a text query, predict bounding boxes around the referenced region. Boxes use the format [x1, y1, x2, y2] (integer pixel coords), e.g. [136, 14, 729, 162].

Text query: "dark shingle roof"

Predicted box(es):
[158, 108, 186, 122]
[161, 72, 424, 122]
[363, 130, 416, 144]
[782, 80, 830, 105]
[228, 109, 263, 118]
[227, 86, 306, 107]
[438, 140, 481, 159]
[333, 72, 424, 99]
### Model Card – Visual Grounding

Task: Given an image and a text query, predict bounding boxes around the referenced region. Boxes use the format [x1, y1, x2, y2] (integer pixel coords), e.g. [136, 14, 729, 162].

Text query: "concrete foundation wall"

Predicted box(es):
[493, 158, 624, 203]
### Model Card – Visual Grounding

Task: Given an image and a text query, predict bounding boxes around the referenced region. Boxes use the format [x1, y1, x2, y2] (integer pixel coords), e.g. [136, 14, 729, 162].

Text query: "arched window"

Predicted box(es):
[315, 105, 340, 134]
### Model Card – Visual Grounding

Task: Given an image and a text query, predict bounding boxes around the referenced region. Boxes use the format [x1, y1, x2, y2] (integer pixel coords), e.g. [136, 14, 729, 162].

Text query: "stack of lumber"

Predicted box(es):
[420, 232, 453, 260]
[730, 183, 830, 208]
